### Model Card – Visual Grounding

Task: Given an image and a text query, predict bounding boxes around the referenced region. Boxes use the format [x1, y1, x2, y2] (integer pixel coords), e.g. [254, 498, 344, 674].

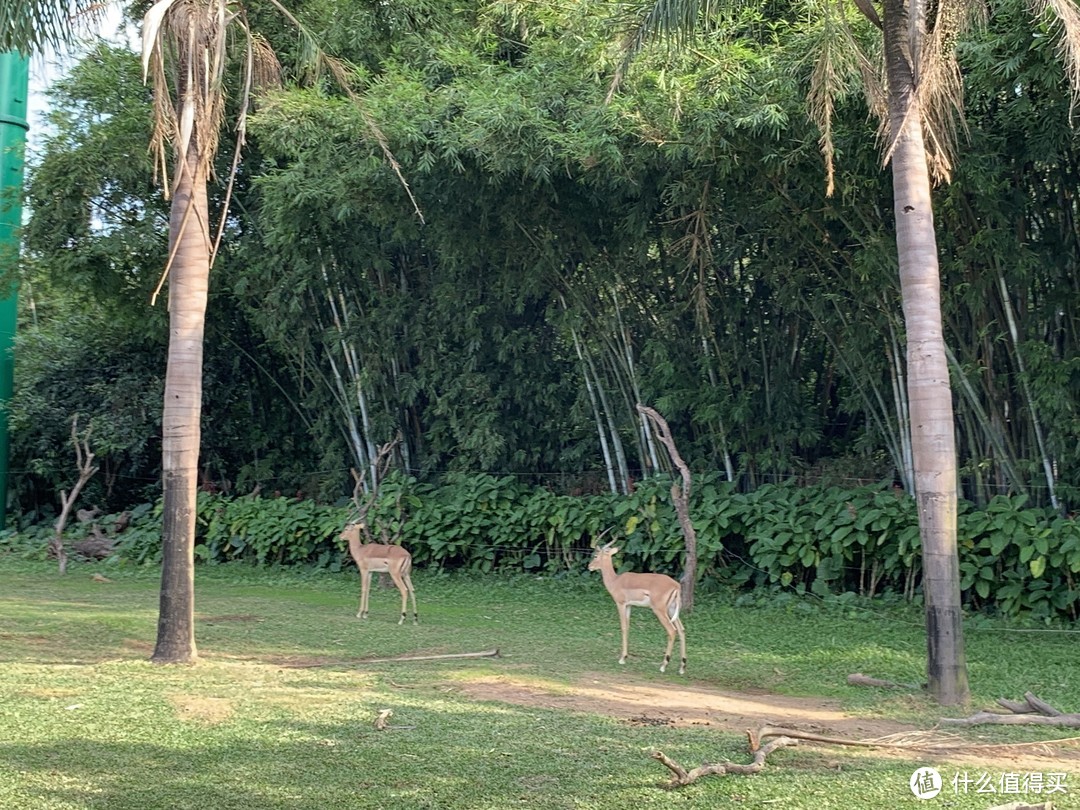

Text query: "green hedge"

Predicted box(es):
[11, 473, 1080, 622]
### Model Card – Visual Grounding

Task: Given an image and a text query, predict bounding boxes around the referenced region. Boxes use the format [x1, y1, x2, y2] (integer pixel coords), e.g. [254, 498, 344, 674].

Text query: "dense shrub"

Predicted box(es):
[7, 474, 1080, 622]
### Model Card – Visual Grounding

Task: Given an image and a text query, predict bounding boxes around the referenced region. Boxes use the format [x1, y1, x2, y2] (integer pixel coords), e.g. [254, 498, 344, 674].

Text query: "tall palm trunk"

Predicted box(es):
[883, 0, 969, 705]
[152, 140, 210, 664]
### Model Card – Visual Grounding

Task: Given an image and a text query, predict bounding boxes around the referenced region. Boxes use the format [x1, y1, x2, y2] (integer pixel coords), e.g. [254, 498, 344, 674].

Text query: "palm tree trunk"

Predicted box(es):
[884, 0, 968, 705]
[152, 141, 209, 665]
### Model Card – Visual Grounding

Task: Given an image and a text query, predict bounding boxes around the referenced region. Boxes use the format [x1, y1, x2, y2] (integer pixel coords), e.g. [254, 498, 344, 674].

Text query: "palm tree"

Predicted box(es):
[140, 0, 256, 663]
[0, 0, 227, 664]
[616, 0, 1080, 704]
[141, 0, 417, 663]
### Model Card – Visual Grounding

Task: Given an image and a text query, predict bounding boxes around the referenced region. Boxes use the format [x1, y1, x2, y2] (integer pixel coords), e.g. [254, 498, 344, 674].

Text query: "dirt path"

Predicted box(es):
[451, 672, 1080, 773]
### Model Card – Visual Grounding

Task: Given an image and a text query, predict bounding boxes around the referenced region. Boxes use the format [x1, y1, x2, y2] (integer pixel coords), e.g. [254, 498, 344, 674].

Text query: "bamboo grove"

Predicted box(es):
[14, 0, 1080, 518]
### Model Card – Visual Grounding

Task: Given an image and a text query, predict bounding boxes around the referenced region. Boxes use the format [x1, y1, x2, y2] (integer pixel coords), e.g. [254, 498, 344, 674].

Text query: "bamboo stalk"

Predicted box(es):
[571, 325, 618, 494]
[997, 273, 1059, 509]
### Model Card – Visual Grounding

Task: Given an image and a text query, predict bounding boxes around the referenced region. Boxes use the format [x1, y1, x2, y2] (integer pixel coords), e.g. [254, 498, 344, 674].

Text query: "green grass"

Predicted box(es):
[1, 559, 1079, 809]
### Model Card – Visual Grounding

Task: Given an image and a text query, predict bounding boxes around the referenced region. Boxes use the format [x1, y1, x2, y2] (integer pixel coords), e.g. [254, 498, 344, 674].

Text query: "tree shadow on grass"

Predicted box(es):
[0, 704, 666, 810]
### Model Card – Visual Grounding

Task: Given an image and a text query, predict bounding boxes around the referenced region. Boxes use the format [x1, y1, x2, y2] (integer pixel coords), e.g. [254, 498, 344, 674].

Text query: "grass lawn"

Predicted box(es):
[1, 559, 1079, 809]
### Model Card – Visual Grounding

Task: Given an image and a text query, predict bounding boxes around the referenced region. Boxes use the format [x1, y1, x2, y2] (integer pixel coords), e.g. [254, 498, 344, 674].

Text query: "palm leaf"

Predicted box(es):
[0, 0, 102, 54]
[607, 0, 720, 100]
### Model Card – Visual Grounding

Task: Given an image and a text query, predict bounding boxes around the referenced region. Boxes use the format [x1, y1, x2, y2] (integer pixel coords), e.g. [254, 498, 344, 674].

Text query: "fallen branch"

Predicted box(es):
[754, 725, 1080, 756]
[654, 721, 1079, 789]
[282, 648, 501, 669]
[996, 698, 1038, 714]
[985, 802, 1055, 810]
[941, 712, 1080, 728]
[1021, 692, 1064, 717]
[651, 735, 798, 787]
[944, 692, 1078, 727]
[847, 672, 919, 690]
[360, 652, 498, 660]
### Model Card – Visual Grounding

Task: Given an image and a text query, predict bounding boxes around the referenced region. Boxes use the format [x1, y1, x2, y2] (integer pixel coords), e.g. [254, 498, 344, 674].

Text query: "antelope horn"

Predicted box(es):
[593, 527, 614, 549]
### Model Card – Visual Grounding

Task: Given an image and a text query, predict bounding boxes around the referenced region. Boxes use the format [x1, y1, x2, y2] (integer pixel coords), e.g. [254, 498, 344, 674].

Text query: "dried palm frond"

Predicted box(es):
[142, 0, 422, 286]
[1029, 0, 1080, 119]
[807, 0, 876, 195]
[143, 0, 228, 196]
[881, 0, 983, 183]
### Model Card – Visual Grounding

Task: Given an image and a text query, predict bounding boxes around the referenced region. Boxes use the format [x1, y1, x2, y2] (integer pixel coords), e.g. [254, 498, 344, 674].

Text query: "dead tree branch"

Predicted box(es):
[651, 734, 798, 787]
[282, 648, 501, 669]
[943, 693, 1080, 728]
[359, 648, 501, 664]
[636, 404, 698, 611]
[942, 712, 1080, 728]
[48, 416, 99, 574]
[847, 672, 920, 690]
[655, 719, 1080, 789]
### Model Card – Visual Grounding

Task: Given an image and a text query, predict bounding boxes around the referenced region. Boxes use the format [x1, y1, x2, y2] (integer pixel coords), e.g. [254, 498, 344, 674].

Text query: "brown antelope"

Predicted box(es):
[340, 522, 418, 625]
[588, 541, 686, 675]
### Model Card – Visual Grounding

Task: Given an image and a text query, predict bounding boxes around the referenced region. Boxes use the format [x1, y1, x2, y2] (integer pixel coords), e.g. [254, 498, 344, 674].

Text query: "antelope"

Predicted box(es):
[340, 522, 418, 625]
[588, 540, 686, 675]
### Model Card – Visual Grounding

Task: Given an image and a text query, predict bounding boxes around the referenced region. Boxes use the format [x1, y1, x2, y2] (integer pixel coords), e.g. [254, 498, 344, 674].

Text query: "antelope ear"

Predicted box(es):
[608, 546, 620, 554]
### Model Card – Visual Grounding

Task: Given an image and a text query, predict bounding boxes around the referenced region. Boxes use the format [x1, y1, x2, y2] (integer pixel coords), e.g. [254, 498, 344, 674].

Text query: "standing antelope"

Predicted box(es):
[588, 541, 686, 675]
[340, 522, 418, 625]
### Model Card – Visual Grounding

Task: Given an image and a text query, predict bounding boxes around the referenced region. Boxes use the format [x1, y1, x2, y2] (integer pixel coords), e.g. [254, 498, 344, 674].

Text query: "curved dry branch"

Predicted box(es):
[49, 416, 100, 575]
[651, 735, 798, 787]
[636, 404, 698, 610]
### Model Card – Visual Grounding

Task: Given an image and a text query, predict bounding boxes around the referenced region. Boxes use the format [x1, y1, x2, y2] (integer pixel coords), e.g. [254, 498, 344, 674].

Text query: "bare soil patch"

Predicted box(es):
[169, 694, 235, 724]
[452, 673, 1080, 772]
[455, 673, 907, 737]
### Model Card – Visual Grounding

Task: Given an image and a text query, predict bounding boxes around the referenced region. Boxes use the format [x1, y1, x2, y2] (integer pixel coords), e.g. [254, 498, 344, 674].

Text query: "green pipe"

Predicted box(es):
[0, 52, 28, 530]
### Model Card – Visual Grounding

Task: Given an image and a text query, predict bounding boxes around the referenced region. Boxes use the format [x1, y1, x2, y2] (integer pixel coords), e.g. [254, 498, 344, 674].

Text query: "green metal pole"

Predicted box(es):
[0, 52, 28, 530]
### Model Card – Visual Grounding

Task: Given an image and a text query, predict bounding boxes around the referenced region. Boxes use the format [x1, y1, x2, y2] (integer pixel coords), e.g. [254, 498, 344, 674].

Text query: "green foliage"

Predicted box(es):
[196, 493, 348, 568]
[741, 482, 921, 595]
[19, 0, 1080, 539]
[27, 474, 1077, 623]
